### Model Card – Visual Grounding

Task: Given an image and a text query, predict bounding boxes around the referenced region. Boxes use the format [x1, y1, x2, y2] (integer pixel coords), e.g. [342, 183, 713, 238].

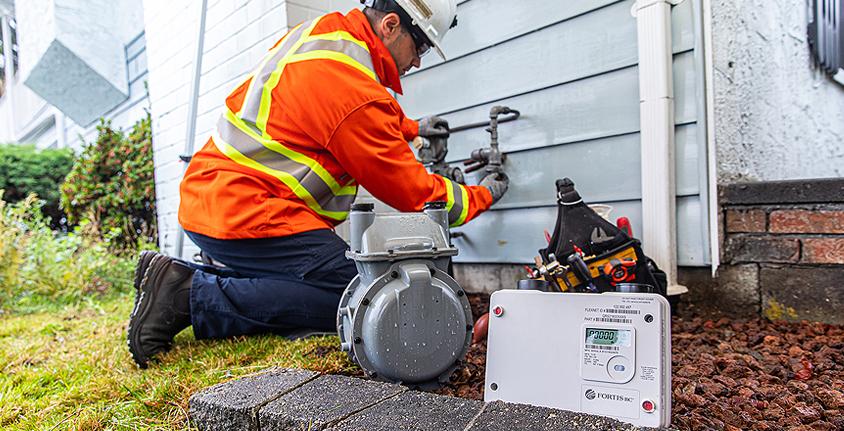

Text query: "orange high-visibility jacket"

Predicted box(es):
[179, 9, 492, 240]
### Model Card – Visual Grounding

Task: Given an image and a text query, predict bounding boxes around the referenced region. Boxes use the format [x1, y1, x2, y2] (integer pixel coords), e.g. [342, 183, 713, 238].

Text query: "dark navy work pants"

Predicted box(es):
[184, 229, 357, 340]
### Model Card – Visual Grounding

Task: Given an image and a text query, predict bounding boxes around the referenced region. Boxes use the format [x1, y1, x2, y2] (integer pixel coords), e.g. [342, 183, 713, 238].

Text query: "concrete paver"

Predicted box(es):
[190, 367, 317, 431]
[189, 369, 670, 431]
[326, 390, 483, 431]
[467, 400, 643, 431]
[259, 374, 406, 430]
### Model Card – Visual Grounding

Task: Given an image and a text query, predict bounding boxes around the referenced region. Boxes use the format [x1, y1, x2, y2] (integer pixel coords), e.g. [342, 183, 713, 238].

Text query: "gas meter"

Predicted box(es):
[484, 290, 671, 428]
[337, 202, 473, 386]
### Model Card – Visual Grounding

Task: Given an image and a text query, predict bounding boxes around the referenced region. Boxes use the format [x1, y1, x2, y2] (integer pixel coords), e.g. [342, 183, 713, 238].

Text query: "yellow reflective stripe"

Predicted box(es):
[453, 184, 470, 227]
[302, 30, 370, 52]
[285, 50, 377, 81]
[212, 132, 349, 221]
[224, 109, 356, 196]
[238, 22, 304, 117]
[256, 19, 320, 137]
[444, 178, 456, 213]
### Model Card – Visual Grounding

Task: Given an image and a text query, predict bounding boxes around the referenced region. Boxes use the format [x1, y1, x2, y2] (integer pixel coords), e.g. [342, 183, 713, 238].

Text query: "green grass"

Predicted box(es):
[0, 292, 359, 430]
[0, 196, 358, 429]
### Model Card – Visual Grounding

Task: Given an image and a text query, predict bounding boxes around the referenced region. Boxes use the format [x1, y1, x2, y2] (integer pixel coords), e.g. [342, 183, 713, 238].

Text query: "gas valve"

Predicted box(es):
[337, 202, 473, 386]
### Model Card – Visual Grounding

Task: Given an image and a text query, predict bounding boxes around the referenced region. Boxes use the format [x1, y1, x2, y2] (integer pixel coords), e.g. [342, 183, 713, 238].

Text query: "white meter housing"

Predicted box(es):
[484, 291, 671, 428]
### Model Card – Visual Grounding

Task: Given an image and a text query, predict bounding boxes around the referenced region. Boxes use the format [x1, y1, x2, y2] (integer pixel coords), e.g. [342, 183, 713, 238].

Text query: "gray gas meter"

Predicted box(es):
[337, 202, 473, 386]
[485, 290, 672, 428]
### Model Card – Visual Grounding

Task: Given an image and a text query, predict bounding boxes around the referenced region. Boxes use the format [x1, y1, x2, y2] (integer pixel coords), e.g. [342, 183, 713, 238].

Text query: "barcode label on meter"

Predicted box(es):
[586, 345, 619, 352]
[593, 317, 632, 324]
[602, 308, 640, 315]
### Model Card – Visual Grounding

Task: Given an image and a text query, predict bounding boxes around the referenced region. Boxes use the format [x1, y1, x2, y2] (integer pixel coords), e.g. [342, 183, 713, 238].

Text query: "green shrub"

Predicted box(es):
[0, 194, 138, 312]
[0, 144, 73, 228]
[61, 115, 157, 252]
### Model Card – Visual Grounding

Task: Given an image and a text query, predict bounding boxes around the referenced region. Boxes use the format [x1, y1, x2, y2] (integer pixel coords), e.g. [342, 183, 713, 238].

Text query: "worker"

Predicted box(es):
[127, 0, 509, 368]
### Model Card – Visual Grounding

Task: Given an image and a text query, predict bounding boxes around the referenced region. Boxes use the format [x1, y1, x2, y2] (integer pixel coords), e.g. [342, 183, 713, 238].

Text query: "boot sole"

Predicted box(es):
[127, 254, 169, 368]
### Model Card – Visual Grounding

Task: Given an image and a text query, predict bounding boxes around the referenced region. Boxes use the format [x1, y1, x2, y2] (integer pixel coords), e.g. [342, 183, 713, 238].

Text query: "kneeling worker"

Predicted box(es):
[128, 0, 509, 368]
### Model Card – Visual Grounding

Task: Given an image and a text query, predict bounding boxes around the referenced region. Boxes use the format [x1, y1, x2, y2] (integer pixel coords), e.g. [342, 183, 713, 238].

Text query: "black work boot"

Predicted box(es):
[128, 254, 194, 368]
[133, 251, 159, 305]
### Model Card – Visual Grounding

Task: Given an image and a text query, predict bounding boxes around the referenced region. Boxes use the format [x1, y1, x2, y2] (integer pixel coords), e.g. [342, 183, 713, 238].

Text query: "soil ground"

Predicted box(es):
[433, 294, 844, 431]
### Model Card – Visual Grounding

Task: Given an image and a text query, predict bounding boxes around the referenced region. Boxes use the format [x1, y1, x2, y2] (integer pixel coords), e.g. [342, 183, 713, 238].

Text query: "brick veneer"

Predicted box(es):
[712, 178, 844, 323]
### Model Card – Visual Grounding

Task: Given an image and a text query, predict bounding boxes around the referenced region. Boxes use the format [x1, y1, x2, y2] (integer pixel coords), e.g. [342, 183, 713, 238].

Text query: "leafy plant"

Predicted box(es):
[0, 193, 137, 311]
[61, 115, 157, 252]
[0, 144, 73, 228]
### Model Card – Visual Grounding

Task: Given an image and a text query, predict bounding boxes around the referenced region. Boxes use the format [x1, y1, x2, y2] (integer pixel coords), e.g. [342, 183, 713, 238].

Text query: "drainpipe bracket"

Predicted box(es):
[631, 0, 685, 17]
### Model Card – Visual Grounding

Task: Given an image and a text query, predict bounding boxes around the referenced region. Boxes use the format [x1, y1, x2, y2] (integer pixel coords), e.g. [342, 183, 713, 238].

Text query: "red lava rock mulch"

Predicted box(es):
[435, 294, 844, 431]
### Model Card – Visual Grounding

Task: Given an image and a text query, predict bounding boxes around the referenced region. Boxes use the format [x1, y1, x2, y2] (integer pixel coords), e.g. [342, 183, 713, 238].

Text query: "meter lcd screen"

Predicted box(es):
[585, 328, 632, 347]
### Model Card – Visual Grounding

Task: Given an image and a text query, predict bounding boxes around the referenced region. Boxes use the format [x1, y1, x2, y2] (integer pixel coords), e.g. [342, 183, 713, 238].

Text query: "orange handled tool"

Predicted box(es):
[602, 258, 637, 284]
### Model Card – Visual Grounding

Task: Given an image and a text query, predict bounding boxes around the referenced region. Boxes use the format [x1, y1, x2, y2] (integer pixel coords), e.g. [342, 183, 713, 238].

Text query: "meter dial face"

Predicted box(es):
[585, 328, 632, 347]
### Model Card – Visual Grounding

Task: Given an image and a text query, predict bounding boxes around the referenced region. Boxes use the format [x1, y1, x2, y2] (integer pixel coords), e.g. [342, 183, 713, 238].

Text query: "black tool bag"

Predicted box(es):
[539, 178, 667, 296]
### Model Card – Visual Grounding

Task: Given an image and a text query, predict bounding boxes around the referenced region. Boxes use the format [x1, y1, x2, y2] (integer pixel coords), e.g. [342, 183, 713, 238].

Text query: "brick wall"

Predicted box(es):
[683, 179, 844, 324]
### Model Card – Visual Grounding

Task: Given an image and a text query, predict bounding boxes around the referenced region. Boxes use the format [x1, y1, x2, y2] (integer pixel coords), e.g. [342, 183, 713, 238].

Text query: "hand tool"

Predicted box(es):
[602, 258, 637, 285]
[616, 216, 632, 237]
[567, 252, 598, 292]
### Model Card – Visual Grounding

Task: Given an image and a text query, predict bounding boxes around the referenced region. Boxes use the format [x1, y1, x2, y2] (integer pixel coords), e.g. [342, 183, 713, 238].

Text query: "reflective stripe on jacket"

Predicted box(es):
[179, 9, 492, 239]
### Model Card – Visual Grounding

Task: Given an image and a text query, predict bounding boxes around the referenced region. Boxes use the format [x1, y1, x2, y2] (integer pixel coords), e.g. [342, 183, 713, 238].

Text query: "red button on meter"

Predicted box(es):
[642, 400, 655, 413]
[492, 305, 504, 317]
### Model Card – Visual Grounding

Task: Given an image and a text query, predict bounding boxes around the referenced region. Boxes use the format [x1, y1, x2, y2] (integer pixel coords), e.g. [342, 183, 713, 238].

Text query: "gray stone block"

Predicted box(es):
[760, 265, 844, 324]
[467, 400, 643, 431]
[679, 265, 760, 316]
[327, 390, 483, 431]
[721, 179, 844, 205]
[725, 236, 800, 264]
[259, 374, 406, 430]
[189, 367, 318, 431]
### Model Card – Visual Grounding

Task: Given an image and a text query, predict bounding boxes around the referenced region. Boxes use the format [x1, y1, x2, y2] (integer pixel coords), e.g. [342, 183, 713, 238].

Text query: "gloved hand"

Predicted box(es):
[480, 172, 509, 204]
[418, 115, 450, 138]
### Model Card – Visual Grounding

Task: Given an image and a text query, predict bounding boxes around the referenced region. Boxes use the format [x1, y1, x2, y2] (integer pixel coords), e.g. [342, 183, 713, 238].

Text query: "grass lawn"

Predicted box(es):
[0, 292, 358, 430]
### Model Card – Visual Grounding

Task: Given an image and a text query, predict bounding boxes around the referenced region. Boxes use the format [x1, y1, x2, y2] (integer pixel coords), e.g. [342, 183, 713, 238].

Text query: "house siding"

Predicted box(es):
[396, 0, 708, 266]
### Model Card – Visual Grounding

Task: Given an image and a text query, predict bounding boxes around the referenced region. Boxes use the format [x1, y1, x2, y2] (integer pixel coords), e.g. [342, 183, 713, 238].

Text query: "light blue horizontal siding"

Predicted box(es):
[457, 123, 700, 210]
[400, 0, 695, 118]
[451, 196, 706, 266]
[412, 0, 695, 75]
[441, 51, 698, 161]
[396, 0, 707, 266]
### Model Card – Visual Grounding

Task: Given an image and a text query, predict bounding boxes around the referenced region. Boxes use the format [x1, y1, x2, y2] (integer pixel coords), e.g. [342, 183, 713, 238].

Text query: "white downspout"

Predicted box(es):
[2, 14, 16, 139]
[174, 0, 209, 259]
[702, 0, 720, 276]
[632, 0, 688, 297]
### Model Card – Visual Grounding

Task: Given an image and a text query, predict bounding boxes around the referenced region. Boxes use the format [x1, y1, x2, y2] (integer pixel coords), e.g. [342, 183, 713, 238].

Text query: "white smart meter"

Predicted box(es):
[484, 291, 671, 428]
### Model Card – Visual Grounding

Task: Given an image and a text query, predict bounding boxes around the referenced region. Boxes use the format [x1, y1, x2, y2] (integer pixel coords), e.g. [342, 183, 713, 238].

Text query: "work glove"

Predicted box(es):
[418, 115, 450, 138]
[480, 172, 509, 204]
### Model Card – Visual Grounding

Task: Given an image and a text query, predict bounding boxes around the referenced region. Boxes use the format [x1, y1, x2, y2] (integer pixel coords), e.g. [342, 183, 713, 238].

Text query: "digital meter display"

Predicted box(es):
[585, 328, 632, 347]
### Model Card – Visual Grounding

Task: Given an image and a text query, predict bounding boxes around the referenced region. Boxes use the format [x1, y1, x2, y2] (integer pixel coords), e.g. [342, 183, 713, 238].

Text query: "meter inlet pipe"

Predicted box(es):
[631, 0, 688, 297]
[175, 0, 209, 259]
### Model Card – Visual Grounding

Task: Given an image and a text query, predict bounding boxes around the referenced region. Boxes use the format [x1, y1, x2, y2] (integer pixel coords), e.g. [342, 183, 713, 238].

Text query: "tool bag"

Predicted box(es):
[539, 178, 667, 296]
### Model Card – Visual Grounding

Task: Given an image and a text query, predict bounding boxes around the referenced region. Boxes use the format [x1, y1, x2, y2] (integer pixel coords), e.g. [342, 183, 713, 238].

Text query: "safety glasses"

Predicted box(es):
[404, 25, 432, 58]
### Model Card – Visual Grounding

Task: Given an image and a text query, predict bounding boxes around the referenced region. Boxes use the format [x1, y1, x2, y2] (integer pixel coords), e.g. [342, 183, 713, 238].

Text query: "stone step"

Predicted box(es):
[189, 368, 669, 431]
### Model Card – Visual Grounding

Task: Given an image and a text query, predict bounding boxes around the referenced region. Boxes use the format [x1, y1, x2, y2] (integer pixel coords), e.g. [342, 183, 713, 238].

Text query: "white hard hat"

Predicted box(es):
[362, 0, 458, 60]
[392, 0, 457, 60]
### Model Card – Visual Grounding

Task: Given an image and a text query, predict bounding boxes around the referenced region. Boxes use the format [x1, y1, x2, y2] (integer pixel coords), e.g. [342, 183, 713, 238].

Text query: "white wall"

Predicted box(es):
[712, 0, 844, 183]
[0, 0, 146, 148]
[142, 0, 358, 256]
